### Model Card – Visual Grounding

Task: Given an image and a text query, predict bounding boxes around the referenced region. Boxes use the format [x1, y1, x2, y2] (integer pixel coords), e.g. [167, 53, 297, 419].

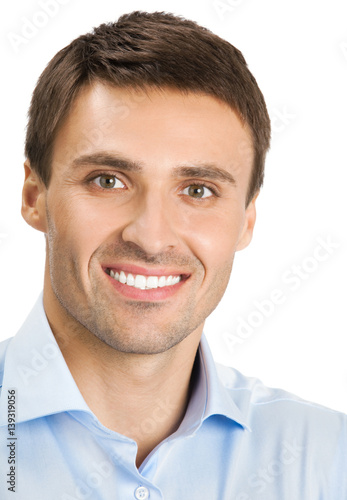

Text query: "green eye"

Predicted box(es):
[183, 185, 213, 199]
[93, 175, 125, 189]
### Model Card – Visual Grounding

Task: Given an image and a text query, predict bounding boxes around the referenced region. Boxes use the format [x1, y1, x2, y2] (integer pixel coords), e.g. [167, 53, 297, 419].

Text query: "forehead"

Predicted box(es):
[51, 83, 254, 182]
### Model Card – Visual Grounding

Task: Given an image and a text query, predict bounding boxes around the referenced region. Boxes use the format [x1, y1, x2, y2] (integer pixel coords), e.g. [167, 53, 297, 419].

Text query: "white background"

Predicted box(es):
[0, 0, 346, 413]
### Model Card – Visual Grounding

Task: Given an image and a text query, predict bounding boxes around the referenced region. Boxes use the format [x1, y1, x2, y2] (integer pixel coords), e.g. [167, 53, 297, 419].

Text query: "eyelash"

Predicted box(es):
[86, 172, 127, 189]
[86, 172, 220, 198]
[181, 183, 220, 199]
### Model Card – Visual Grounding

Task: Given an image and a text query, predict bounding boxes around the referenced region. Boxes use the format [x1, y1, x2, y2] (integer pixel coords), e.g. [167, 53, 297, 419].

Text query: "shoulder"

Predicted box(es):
[215, 363, 347, 489]
[216, 362, 347, 429]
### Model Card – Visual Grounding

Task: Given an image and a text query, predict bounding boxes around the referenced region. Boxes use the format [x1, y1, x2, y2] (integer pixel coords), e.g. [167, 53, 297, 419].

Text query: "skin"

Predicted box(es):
[22, 83, 258, 466]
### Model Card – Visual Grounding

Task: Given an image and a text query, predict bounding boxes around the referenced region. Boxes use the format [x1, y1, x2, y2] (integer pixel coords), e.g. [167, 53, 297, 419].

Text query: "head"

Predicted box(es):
[22, 11, 271, 355]
[25, 11, 270, 207]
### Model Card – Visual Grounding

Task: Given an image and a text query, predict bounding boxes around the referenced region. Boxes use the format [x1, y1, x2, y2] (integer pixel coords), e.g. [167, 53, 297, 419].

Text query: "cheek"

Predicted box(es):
[182, 206, 244, 271]
[47, 194, 111, 265]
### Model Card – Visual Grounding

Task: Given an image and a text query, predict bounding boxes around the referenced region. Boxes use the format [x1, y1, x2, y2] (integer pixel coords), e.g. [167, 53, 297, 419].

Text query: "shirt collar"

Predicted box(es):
[177, 333, 251, 436]
[0, 294, 251, 433]
[0, 293, 91, 426]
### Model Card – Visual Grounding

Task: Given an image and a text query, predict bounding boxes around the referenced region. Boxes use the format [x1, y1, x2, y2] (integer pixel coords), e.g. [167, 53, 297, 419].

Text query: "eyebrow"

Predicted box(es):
[173, 165, 236, 185]
[71, 153, 143, 172]
[71, 153, 237, 185]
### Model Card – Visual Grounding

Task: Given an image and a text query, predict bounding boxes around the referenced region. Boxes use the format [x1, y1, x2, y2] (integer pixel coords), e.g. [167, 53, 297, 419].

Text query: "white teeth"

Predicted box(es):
[158, 276, 166, 288]
[146, 276, 159, 289]
[134, 275, 146, 290]
[108, 270, 182, 289]
[126, 273, 135, 286]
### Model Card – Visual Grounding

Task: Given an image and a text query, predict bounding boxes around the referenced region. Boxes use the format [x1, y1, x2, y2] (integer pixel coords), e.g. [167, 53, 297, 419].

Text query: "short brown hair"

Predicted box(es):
[25, 11, 270, 205]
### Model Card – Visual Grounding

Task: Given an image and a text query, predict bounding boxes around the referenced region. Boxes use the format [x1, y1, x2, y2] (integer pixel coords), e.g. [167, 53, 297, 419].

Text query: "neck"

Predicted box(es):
[44, 290, 202, 468]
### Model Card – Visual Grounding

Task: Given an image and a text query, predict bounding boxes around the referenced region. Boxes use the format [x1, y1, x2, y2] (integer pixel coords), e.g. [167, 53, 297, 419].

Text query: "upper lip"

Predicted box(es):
[102, 263, 191, 277]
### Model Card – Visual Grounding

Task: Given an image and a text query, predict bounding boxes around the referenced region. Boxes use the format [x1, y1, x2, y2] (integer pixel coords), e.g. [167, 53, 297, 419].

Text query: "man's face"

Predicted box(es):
[25, 84, 257, 354]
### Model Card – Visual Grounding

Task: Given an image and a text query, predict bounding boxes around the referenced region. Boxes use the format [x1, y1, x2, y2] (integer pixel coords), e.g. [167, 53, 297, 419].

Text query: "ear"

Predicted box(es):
[235, 191, 259, 252]
[21, 161, 48, 233]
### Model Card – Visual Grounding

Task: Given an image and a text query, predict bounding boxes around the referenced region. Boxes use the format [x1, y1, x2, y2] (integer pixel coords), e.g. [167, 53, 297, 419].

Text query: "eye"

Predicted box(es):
[92, 174, 125, 190]
[182, 184, 214, 199]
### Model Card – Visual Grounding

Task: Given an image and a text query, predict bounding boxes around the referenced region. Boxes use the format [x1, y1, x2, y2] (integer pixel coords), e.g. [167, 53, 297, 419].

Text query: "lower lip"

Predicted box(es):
[105, 271, 187, 301]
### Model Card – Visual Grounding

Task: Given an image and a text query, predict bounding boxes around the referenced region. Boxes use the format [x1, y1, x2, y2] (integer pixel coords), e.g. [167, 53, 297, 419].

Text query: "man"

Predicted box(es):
[0, 11, 345, 499]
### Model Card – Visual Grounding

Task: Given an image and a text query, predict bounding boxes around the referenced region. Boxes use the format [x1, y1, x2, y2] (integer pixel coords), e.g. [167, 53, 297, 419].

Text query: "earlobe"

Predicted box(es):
[235, 192, 259, 252]
[21, 161, 48, 233]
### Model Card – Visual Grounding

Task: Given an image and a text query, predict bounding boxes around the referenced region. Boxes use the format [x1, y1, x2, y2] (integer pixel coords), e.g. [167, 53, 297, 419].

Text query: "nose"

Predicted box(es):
[121, 191, 180, 255]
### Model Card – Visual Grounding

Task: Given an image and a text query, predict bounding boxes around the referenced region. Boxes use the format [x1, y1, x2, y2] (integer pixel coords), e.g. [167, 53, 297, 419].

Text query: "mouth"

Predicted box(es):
[106, 268, 183, 290]
[103, 264, 191, 299]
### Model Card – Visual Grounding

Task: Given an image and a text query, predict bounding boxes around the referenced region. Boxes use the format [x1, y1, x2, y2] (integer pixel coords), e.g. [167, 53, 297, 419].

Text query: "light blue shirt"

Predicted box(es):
[0, 295, 346, 499]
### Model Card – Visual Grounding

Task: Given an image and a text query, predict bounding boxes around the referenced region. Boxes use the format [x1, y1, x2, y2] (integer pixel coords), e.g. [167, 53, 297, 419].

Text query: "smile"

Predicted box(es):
[106, 269, 182, 290]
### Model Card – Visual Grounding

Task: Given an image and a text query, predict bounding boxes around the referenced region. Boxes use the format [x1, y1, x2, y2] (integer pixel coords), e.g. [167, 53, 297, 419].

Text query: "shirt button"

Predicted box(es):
[134, 486, 149, 499]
